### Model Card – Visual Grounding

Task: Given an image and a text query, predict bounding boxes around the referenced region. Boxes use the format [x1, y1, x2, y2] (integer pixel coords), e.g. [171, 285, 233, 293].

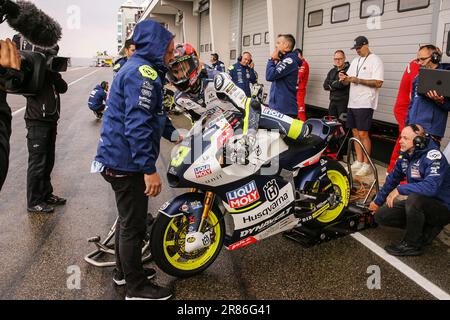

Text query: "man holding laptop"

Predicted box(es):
[406, 45, 450, 144]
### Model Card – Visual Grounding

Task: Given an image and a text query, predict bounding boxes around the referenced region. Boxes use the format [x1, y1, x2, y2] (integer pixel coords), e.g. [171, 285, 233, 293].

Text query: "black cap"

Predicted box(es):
[351, 36, 369, 50]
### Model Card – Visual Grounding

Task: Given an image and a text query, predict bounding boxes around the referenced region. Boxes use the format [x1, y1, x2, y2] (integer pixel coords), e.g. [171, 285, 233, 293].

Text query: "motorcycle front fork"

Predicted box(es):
[189, 188, 215, 233]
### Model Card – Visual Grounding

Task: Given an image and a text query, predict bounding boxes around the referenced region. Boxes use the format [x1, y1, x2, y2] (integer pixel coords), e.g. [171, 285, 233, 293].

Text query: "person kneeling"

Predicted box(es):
[88, 81, 108, 120]
[369, 124, 450, 256]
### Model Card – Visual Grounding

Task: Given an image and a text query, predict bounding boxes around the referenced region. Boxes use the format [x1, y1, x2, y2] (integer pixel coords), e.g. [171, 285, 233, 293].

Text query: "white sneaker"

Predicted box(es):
[356, 163, 372, 177]
[351, 161, 364, 171]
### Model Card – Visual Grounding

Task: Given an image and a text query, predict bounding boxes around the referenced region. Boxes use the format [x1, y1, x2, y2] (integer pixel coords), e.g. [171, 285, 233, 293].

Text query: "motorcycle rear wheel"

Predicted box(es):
[310, 160, 351, 226]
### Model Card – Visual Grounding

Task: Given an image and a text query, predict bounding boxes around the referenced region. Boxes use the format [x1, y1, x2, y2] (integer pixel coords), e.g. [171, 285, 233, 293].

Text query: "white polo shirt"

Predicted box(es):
[347, 53, 384, 110]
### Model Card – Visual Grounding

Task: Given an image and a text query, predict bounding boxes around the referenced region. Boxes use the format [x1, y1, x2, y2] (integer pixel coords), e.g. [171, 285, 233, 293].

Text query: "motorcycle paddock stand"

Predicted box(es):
[284, 137, 380, 247]
[84, 216, 154, 268]
[284, 204, 377, 247]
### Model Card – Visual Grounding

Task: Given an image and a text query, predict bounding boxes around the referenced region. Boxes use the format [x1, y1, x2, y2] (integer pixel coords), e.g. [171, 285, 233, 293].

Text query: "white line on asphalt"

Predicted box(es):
[351, 232, 450, 300]
[64, 67, 89, 72]
[11, 69, 101, 117]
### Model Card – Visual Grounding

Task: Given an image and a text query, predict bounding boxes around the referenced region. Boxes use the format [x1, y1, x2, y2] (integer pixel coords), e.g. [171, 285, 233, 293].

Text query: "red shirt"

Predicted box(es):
[298, 59, 310, 91]
[394, 60, 420, 121]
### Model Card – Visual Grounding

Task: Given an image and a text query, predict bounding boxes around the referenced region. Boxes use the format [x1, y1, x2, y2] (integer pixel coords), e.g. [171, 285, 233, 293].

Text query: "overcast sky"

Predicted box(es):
[0, 0, 145, 58]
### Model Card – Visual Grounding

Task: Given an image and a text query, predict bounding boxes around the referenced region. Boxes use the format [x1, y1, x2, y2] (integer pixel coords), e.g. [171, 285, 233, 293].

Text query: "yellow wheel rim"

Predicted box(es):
[163, 211, 221, 271]
[317, 170, 350, 224]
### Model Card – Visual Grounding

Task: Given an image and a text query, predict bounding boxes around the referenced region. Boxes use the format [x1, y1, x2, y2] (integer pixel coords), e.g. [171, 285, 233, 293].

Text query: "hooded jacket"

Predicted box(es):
[0, 91, 11, 190]
[323, 62, 350, 105]
[88, 84, 107, 111]
[266, 51, 302, 116]
[406, 63, 450, 138]
[95, 20, 176, 175]
[113, 57, 127, 76]
[374, 138, 450, 210]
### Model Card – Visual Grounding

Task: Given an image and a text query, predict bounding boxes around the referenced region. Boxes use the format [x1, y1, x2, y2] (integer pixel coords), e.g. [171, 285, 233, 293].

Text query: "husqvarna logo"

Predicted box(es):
[214, 74, 224, 91]
[263, 180, 279, 202]
[226, 181, 260, 209]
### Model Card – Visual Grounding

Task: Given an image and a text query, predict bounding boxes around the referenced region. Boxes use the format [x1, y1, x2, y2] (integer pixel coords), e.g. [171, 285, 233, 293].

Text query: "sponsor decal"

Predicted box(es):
[430, 164, 441, 176]
[203, 174, 223, 184]
[240, 208, 291, 237]
[171, 146, 190, 167]
[262, 108, 284, 120]
[160, 201, 170, 211]
[181, 203, 189, 212]
[190, 201, 202, 210]
[194, 164, 212, 178]
[226, 181, 260, 209]
[217, 124, 234, 148]
[410, 168, 421, 179]
[214, 74, 224, 90]
[242, 192, 289, 224]
[427, 150, 442, 161]
[227, 236, 257, 251]
[263, 180, 280, 202]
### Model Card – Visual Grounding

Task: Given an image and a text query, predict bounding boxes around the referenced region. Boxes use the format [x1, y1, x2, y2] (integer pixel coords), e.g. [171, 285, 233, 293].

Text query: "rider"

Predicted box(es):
[167, 43, 311, 158]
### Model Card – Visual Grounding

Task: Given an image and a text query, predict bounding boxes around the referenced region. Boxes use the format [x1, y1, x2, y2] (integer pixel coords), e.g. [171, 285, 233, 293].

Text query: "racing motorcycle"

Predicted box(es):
[150, 106, 350, 279]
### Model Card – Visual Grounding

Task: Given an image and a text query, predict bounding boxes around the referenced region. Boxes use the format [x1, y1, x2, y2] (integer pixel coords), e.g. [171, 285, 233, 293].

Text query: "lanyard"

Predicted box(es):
[356, 53, 371, 78]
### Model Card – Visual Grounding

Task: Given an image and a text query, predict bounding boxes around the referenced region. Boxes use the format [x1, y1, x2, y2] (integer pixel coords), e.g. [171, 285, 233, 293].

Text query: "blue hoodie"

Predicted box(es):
[266, 52, 302, 116]
[88, 84, 107, 111]
[374, 138, 450, 210]
[95, 20, 176, 175]
[406, 64, 450, 138]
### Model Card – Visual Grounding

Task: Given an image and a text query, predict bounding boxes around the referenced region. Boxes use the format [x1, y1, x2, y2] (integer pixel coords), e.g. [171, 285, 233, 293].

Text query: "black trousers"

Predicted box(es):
[102, 172, 148, 293]
[26, 124, 57, 207]
[375, 193, 450, 247]
[329, 101, 348, 120]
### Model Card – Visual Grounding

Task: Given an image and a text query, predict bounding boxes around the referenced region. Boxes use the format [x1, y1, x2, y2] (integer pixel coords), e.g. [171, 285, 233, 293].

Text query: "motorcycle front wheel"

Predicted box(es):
[151, 207, 225, 278]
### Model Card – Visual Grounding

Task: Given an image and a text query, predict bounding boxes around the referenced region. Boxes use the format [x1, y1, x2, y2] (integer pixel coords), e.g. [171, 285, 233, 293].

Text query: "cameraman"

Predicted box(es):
[24, 42, 68, 213]
[0, 38, 21, 191]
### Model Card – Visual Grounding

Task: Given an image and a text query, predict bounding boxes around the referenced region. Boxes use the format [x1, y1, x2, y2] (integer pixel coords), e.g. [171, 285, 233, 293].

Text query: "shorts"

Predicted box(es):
[346, 108, 374, 131]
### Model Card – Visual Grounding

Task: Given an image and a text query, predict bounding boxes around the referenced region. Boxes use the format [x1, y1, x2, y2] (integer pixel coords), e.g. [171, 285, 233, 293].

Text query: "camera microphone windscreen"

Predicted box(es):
[6, 0, 62, 48]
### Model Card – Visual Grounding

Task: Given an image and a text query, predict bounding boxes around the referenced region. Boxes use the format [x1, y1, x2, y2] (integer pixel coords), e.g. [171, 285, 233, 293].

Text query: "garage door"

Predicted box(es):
[200, 10, 212, 63]
[242, 0, 270, 94]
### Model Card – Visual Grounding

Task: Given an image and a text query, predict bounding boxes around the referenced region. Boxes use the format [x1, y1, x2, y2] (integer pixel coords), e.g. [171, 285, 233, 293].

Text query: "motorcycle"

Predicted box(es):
[150, 106, 351, 278]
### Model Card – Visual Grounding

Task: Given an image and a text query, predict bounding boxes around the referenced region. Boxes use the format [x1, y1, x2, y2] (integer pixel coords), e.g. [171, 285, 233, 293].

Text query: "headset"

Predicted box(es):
[409, 124, 427, 150]
[238, 52, 252, 64]
[419, 44, 442, 65]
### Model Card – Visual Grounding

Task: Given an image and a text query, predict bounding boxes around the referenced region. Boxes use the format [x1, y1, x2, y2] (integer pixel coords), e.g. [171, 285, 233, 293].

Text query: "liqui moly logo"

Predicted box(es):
[194, 164, 212, 178]
[226, 181, 260, 209]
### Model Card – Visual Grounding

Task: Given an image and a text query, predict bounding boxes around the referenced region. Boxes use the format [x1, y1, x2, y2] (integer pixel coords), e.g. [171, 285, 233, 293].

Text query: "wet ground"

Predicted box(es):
[0, 67, 449, 300]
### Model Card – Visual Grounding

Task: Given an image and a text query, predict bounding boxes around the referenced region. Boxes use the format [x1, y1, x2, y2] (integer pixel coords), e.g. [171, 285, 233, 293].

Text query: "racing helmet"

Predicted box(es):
[167, 43, 202, 92]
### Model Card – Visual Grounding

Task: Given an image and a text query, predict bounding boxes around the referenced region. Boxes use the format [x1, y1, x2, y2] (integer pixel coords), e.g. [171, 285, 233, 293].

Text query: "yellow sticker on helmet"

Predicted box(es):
[139, 65, 158, 80]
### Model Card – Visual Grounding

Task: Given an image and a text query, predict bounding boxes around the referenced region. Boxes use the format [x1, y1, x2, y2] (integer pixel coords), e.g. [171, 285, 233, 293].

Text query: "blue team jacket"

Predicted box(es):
[228, 62, 257, 97]
[374, 138, 450, 210]
[95, 20, 176, 175]
[266, 52, 302, 116]
[406, 64, 450, 138]
[88, 85, 107, 111]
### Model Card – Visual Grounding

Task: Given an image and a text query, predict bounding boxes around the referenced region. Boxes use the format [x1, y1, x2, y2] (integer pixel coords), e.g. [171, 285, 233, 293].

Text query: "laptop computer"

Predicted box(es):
[417, 68, 450, 98]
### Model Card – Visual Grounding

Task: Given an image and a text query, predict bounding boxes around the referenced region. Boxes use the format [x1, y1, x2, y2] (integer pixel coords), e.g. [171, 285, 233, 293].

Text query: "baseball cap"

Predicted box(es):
[351, 36, 369, 50]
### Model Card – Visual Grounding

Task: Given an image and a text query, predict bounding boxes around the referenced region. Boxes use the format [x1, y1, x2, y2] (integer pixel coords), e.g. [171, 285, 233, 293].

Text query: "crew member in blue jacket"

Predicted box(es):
[406, 45, 450, 143]
[369, 124, 450, 256]
[210, 53, 225, 72]
[113, 38, 136, 76]
[88, 81, 108, 119]
[266, 34, 302, 119]
[228, 52, 257, 97]
[94, 20, 179, 301]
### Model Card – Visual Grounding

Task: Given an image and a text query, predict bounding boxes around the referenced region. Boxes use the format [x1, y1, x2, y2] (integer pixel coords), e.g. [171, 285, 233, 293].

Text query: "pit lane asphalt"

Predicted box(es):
[0, 67, 448, 300]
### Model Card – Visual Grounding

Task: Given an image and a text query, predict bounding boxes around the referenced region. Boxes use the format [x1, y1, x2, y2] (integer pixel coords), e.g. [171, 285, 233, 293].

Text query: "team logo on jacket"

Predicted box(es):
[226, 181, 260, 209]
[194, 164, 212, 178]
[427, 150, 442, 161]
